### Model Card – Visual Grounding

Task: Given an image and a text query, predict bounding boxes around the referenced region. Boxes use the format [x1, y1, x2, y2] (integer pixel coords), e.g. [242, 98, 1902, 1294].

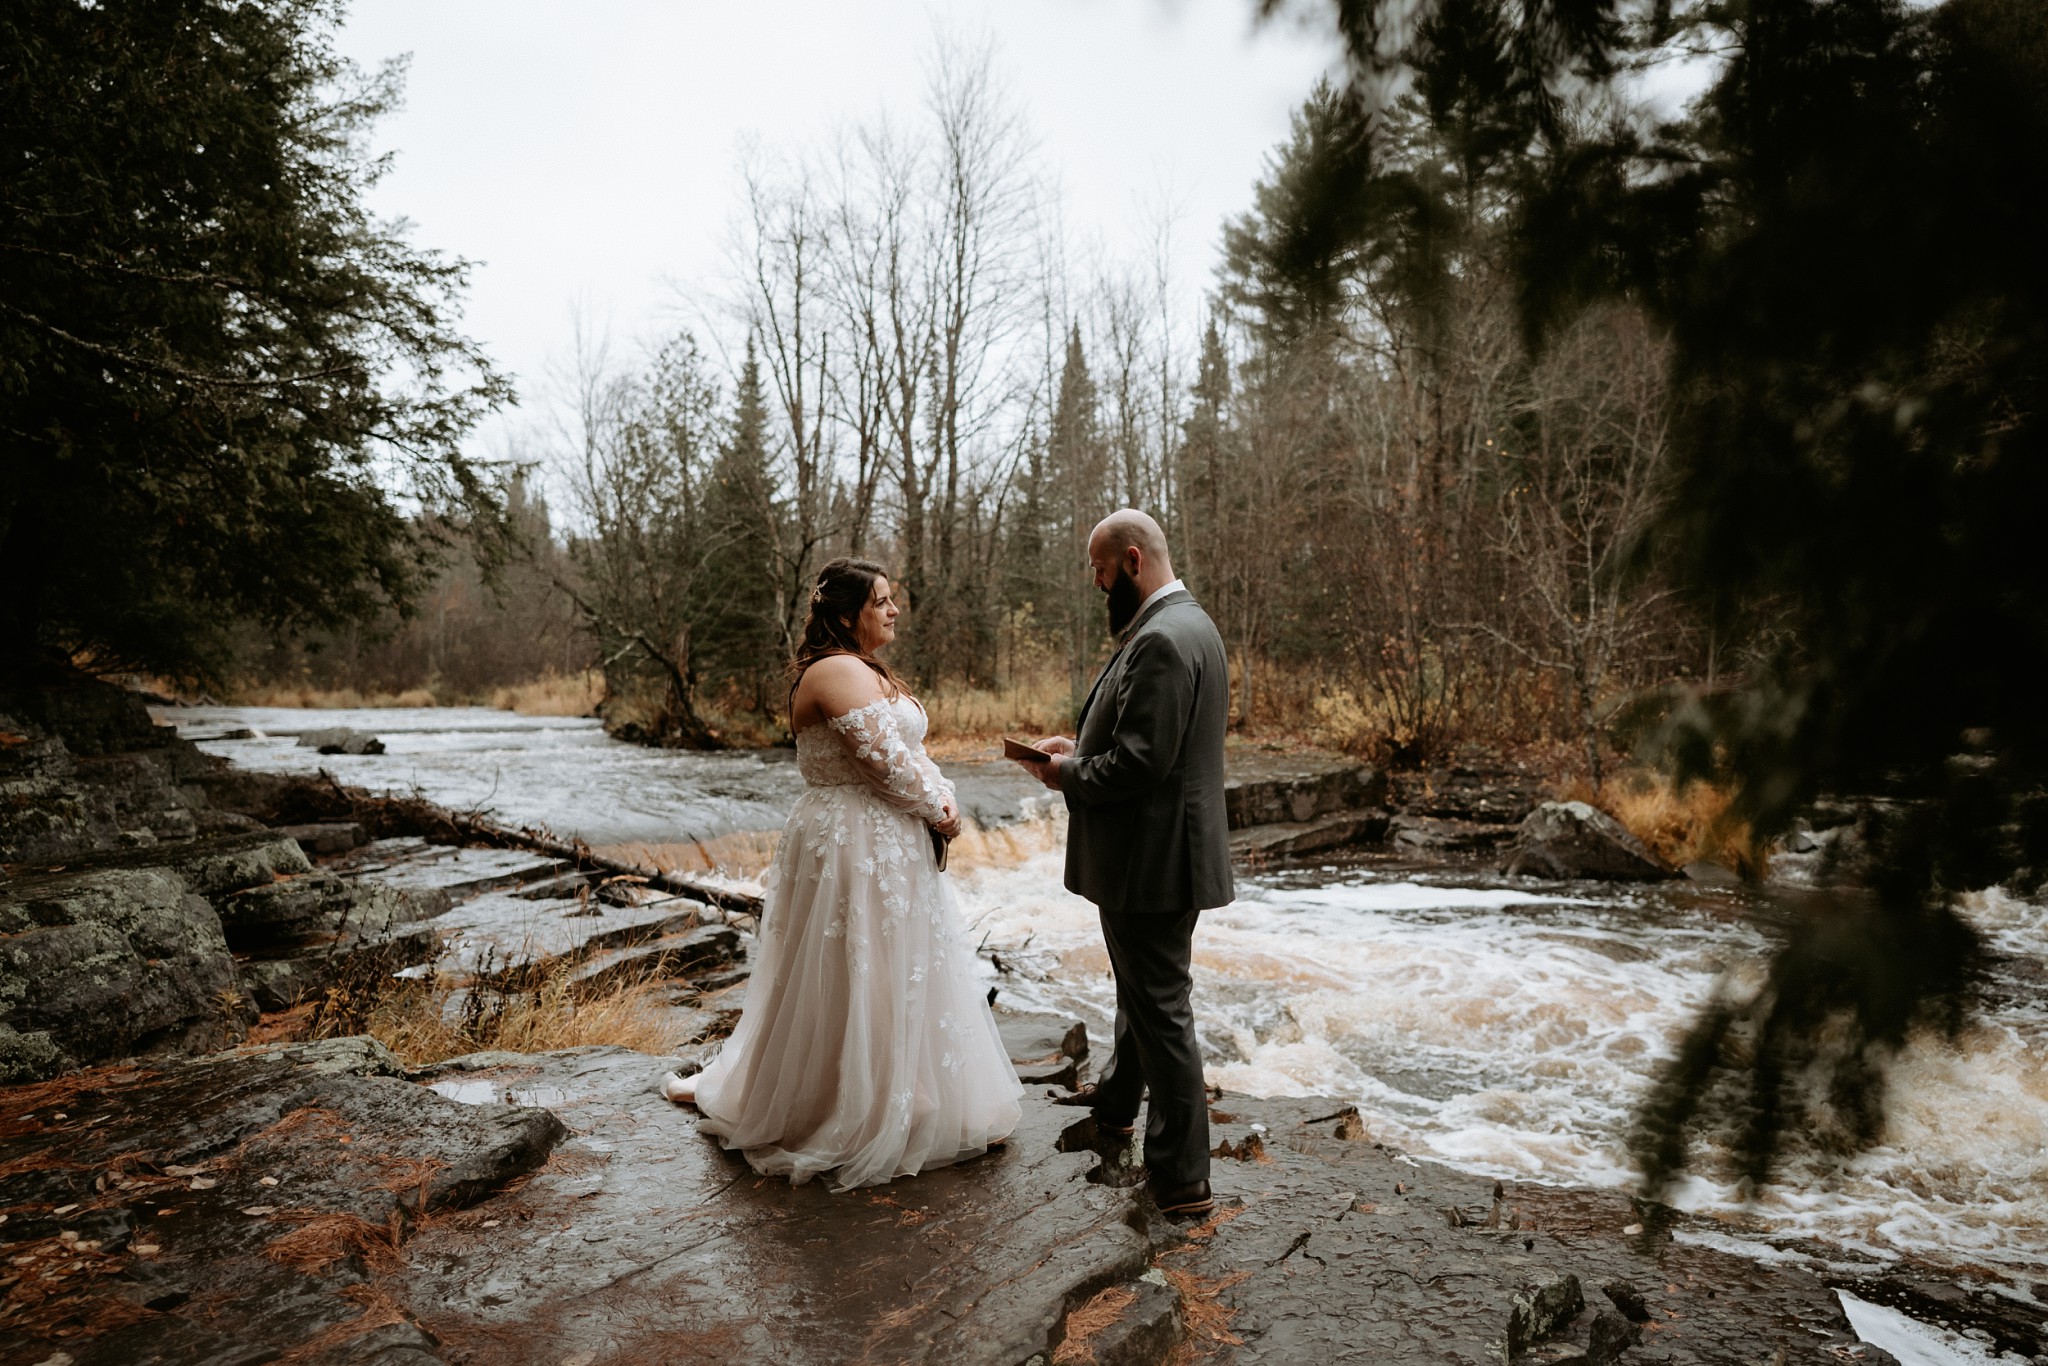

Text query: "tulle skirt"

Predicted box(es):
[691, 784, 1023, 1191]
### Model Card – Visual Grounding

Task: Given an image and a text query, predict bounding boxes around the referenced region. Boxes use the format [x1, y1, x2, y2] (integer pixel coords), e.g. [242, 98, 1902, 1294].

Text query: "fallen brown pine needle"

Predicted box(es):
[265, 1210, 406, 1276]
[1052, 1283, 1139, 1365]
[281, 1281, 411, 1360]
[1162, 1266, 1252, 1362]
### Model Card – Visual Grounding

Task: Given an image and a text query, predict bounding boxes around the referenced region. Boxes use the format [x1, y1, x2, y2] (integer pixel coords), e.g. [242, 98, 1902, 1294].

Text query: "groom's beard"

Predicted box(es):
[1106, 567, 1142, 636]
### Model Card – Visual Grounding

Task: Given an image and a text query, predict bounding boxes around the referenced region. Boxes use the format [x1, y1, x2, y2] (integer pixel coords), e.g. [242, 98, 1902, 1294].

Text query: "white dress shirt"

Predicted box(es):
[1136, 577, 1186, 618]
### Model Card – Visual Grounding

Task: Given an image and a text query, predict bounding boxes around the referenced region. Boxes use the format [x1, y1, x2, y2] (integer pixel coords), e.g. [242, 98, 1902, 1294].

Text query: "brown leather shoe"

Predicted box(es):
[1047, 1083, 1137, 1137]
[1148, 1178, 1214, 1216]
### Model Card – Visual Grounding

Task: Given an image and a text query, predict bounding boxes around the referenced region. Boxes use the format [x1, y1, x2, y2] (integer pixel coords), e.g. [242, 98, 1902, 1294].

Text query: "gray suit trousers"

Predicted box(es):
[1091, 905, 1209, 1188]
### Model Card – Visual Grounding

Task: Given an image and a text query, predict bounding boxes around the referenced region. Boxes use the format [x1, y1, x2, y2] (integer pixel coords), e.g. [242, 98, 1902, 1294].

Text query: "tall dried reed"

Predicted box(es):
[223, 683, 440, 709]
[922, 667, 1075, 743]
[219, 670, 603, 717]
[1559, 770, 1757, 873]
[289, 958, 688, 1068]
[486, 671, 602, 716]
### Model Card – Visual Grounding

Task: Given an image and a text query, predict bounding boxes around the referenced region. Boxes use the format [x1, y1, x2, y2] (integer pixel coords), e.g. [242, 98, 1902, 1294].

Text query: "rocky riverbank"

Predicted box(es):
[5, 682, 2041, 1362]
[2, 1031, 1955, 1366]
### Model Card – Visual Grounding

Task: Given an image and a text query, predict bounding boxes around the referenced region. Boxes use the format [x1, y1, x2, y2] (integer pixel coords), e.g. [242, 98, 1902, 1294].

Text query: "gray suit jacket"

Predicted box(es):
[1062, 590, 1234, 916]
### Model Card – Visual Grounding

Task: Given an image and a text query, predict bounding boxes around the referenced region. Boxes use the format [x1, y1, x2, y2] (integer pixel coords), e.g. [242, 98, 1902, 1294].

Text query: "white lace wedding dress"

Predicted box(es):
[690, 695, 1023, 1190]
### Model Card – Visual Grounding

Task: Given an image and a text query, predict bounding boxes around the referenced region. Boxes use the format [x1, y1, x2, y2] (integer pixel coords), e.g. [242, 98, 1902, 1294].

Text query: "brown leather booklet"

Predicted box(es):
[929, 827, 951, 871]
[1002, 736, 1053, 763]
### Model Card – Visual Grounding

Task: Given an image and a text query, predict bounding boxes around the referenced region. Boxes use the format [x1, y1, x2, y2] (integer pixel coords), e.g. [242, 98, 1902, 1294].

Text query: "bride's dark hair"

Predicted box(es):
[788, 557, 910, 706]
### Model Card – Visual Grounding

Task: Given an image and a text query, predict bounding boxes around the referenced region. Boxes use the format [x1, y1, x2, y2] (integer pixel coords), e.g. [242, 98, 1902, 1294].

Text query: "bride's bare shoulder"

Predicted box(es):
[794, 654, 888, 719]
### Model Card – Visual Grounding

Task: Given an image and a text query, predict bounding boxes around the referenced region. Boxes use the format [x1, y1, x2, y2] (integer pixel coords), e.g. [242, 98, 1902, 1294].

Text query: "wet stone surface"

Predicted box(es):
[0, 1037, 564, 1365]
[1223, 750, 1386, 831]
[393, 1047, 1148, 1366]
[1165, 1096, 1900, 1365]
[1502, 802, 1677, 882]
[1230, 811, 1392, 862]
[0, 1033, 1997, 1365]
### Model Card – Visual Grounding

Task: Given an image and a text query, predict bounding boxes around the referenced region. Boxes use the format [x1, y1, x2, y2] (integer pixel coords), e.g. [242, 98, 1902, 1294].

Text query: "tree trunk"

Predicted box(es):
[656, 624, 722, 750]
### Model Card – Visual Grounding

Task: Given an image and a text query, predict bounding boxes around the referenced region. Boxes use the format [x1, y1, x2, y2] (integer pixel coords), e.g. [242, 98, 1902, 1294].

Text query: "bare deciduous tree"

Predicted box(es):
[1486, 305, 1679, 786]
[556, 320, 726, 747]
[733, 149, 841, 656]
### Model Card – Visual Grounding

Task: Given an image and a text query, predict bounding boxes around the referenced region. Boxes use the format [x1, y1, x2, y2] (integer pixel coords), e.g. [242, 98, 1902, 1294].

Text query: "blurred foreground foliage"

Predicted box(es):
[1284, 0, 2048, 1193]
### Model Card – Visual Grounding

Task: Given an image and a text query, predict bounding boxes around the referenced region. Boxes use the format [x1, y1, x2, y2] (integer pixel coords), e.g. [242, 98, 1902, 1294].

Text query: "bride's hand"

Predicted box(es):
[933, 801, 963, 840]
[1034, 735, 1076, 757]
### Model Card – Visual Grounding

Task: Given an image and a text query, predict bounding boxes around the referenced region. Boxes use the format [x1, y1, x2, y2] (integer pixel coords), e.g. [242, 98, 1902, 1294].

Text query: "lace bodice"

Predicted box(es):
[795, 695, 954, 826]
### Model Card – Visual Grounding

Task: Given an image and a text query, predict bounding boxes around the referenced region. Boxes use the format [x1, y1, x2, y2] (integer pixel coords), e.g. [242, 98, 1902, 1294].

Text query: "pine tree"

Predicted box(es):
[1177, 319, 1233, 604]
[698, 339, 784, 711]
[1045, 325, 1106, 706]
[0, 0, 508, 684]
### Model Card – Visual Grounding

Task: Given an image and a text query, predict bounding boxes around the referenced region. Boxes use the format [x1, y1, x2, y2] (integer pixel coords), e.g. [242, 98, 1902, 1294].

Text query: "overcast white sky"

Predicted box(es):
[333, 0, 1343, 447]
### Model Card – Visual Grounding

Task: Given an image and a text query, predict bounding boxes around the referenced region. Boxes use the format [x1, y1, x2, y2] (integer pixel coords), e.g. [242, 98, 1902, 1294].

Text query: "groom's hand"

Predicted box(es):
[1034, 735, 1076, 757]
[1029, 755, 1064, 792]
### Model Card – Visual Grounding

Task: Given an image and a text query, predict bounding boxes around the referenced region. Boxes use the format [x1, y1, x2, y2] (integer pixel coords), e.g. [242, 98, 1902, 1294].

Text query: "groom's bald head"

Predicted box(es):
[1087, 509, 1176, 599]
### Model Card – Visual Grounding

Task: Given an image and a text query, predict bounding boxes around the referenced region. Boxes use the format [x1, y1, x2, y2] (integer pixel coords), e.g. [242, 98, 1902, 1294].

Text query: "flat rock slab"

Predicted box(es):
[943, 759, 1058, 831]
[1230, 811, 1391, 862]
[426, 887, 712, 977]
[1390, 814, 1518, 854]
[1224, 750, 1386, 831]
[995, 1009, 1089, 1090]
[391, 1046, 1148, 1366]
[273, 821, 369, 856]
[7, 829, 315, 896]
[333, 838, 568, 901]
[564, 921, 742, 998]
[0, 1037, 565, 1364]
[1169, 1096, 1894, 1365]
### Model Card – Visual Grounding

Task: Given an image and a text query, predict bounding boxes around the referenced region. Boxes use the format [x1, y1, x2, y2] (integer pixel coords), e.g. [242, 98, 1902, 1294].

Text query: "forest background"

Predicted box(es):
[231, 20, 1696, 785]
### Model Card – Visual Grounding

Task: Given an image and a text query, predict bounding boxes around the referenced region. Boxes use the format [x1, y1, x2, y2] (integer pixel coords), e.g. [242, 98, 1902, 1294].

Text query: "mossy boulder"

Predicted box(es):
[0, 865, 244, 1080]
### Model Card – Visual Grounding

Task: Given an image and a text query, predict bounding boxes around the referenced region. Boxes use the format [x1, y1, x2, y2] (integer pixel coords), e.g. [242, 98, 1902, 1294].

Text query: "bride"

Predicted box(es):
[660, 557, 1023, 1190]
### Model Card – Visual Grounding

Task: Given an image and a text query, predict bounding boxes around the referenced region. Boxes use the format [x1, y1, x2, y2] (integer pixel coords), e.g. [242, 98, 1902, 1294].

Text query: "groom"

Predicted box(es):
[1017, 509, 1232, 1216]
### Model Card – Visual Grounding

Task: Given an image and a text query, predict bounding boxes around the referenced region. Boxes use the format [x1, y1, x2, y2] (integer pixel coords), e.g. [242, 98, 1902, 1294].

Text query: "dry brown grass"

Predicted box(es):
[487, 670, 602, 717]
[224, 682, 441, 709]
[1560, 769, 1759, 873]
[923, 668, 1074, 744]
[290, 965, 690, 1069]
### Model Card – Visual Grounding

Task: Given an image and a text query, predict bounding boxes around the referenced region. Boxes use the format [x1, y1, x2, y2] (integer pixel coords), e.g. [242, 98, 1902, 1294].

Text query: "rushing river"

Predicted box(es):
[163, 704, 2048, 1322]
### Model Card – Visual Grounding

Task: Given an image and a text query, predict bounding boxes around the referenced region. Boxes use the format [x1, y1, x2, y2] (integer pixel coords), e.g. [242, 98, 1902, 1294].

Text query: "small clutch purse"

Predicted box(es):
[930, 827, 951, 871]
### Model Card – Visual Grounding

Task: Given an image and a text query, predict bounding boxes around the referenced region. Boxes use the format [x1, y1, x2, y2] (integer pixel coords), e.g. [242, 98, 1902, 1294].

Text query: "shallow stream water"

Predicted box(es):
[164, 704, 2048, 1323]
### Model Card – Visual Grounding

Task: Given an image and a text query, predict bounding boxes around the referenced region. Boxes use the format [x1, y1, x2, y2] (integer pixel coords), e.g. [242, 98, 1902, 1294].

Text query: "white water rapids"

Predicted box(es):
[165, 704, 2048, 1316]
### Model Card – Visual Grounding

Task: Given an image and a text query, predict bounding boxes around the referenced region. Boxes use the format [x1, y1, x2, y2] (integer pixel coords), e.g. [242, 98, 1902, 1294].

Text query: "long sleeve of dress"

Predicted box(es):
[825, 699, 955, 826]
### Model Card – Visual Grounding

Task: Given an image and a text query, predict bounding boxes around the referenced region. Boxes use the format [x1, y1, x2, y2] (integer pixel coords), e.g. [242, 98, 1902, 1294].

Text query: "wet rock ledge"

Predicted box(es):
[0, 677, 757, 1087]
[0, 1035, 1937, 1365]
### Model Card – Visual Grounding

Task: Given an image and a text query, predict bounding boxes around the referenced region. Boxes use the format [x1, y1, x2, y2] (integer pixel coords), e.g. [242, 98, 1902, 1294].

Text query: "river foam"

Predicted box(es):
[951, 821, 2048, 1290]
